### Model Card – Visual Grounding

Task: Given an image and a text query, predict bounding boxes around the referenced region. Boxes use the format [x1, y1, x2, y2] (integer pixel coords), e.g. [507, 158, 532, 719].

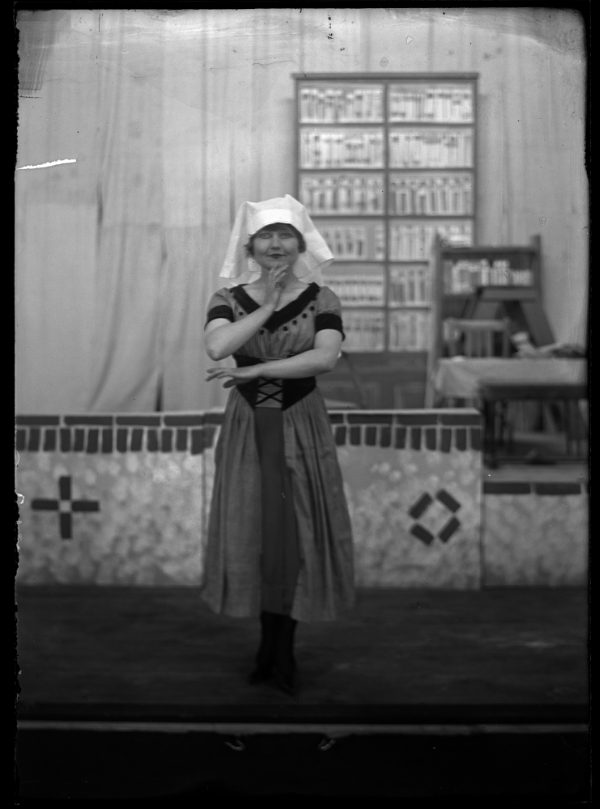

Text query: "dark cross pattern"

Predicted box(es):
[31, 476, 100, 540]
[255, 378, 284, 407]
[409, 489, 462, 546]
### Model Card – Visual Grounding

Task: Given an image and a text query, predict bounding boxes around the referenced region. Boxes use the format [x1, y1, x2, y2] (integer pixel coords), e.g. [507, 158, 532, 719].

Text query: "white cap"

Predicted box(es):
[220, 194, 333, 286]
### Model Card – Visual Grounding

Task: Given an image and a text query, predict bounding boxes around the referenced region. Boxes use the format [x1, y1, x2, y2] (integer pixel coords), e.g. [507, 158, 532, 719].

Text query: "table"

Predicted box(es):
[432, 358, 587, 462]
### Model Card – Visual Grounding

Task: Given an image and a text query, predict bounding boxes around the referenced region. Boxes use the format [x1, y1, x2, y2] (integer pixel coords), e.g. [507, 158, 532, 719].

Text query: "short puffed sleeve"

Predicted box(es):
[315, 286, 345, 340]
[205, 288, 234, 328]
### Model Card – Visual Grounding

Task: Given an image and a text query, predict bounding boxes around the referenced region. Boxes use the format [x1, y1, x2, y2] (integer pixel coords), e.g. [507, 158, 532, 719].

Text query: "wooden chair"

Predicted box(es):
[443, 317, 512, 445]
[444, 318, 511, 359]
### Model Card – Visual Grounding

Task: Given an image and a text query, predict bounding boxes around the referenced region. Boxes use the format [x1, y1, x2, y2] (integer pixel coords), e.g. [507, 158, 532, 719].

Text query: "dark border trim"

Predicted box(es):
[483, 481, 586, 496]
[483, 482, 532, 495]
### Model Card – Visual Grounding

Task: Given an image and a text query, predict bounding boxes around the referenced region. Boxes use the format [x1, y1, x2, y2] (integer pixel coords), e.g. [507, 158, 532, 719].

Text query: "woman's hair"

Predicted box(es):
[244, 223, 307, 257]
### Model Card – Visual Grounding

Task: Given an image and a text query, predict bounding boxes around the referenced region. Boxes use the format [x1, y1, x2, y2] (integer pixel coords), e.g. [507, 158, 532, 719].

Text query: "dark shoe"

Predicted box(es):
[247, 611, 278, 686]
[272, 665, 299, 697]
[247, 665, 272, 685]
[272, 614, 299, 696]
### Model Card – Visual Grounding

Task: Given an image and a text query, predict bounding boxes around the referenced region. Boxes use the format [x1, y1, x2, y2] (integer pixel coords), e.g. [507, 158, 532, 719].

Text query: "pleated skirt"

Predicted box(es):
[253, 407, 301, 615]
[200, 386, 355, 622]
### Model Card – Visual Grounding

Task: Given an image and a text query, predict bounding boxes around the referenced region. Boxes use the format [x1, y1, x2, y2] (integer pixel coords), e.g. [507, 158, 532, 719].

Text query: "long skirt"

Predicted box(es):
[200, 387, 355, 622]
[253, 407, 301, 615]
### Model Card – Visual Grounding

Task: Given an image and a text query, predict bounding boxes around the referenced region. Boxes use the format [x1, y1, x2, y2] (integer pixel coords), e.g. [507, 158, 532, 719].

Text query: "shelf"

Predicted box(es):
[441, 245, 539, 254]
[299, 121, 384, 127]
[299, 166, 480, 173]
[306, 212, 385, 217]
[308, 214, 474, 219]
[327, 259, 386, 264]
[342, 348, 430, 355]
[387, 166, 475, 173]
[388, 121, 474, 128]
[299, 168, 386, 173]
[299, 169, 385, 173]
[335, 303, 386, 309]
[430, 235, 546, 369]
[389, 215, 475, 220]
[293, 73, 479, 80]
[322, 261, 384, 266]
[388, 303, 431, 310]
[389, 166, 473, 172]
[296, 73, 477, 366]
[387, 259, 430, 265]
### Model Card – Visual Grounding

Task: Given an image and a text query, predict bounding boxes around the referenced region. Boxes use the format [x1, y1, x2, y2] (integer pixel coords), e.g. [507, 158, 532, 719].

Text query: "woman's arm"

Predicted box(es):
[260, 329, 342, 378]
[204, 264, 288, 361]
[205, 329, 343, 386]
[205, 307, 275, 361]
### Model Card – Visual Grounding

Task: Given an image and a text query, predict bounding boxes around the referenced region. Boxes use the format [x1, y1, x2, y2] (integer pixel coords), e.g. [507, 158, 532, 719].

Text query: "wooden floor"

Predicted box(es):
[17, 585, 588, 724]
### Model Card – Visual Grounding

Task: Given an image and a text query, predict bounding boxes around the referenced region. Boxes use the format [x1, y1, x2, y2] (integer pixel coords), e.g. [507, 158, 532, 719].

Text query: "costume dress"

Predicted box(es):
[201, 282, 355, 622]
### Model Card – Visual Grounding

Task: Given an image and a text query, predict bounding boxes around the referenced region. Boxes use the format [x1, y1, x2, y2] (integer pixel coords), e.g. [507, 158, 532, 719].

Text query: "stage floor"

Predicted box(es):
[16, 585, 588, 725]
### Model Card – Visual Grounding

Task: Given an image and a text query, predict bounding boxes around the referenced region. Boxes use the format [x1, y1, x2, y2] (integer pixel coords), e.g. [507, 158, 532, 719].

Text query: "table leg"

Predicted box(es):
[576, 400, 584, 457]
[505, 402, 515, 454]
[483, 400, 498, 468]
[496, 401, 509, 449]
[563, 400, 571, 456]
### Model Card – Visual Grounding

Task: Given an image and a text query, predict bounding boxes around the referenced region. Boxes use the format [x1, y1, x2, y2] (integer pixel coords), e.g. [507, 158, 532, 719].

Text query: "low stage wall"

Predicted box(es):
[15, 410, 587, 589]
[482, 480, 588, 586]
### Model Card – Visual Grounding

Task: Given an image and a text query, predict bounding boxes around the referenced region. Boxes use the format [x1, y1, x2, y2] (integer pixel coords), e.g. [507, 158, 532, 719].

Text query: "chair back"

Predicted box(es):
[445, 318, 511, 358]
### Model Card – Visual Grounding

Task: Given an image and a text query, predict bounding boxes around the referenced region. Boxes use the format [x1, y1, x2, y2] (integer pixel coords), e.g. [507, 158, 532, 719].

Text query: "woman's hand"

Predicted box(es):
[205, 365, 260, 388]
[262, 263, 290, 311]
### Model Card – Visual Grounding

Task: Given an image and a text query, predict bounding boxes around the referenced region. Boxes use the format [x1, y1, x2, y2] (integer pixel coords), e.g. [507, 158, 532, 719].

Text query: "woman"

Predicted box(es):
[201, 195, 355, 696]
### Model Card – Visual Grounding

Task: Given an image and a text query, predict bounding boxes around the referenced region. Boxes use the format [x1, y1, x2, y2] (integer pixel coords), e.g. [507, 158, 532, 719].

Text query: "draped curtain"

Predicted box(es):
[16, 8, 587, 413]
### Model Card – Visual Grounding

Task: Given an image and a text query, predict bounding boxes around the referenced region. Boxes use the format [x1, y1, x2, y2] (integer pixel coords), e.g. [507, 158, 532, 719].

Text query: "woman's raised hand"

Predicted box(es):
[262, 263, 289, 311]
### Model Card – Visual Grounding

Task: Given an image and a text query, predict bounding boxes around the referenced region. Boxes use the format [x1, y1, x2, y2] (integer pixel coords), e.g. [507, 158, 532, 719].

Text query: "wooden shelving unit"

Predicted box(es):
[425, 233, 554, 407]
[294, 73, 478, 407]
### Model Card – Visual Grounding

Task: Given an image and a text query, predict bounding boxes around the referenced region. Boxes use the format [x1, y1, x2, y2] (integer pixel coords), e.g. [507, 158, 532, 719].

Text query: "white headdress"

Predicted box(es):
[220, 195, 334, 286]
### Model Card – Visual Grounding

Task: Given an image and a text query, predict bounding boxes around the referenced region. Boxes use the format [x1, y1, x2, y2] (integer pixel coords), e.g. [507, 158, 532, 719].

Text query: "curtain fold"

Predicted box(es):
[16, 9, 587, 414]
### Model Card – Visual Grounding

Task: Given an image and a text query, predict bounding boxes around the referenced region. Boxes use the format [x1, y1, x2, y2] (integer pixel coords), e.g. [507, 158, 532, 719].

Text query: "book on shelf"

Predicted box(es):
[297, 75, 477, 359]
[389, 266, 431, 305]
[389, 173, 472, 215]
[319, 222, 385, 261]
[442, 259, 535, 294]
[301, 174, 385, 215]
[389, 85, 473, 123]
[323, 272, 385, 306]
[388, 311, 432, 351]
[343, 310, 386, 352]
[301, 129, 384, 168]
[300, 86, 384, 123]
[341, 308, 432, 351]
[390, 221, 473, 261]
[388, 129, 473, 168]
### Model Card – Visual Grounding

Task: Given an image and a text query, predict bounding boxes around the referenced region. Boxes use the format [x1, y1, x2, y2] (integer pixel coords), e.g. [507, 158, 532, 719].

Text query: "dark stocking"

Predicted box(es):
[272, 615, 298, 694]
[247, 611, 278, 684]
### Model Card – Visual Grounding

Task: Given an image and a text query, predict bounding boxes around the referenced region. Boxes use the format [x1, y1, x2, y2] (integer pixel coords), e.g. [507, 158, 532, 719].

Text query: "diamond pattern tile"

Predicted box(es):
[409, 489, 463, 545]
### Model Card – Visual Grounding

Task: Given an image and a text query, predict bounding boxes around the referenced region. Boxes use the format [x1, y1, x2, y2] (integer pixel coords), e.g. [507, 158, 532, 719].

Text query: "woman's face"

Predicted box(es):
[251, 223, 301, 271]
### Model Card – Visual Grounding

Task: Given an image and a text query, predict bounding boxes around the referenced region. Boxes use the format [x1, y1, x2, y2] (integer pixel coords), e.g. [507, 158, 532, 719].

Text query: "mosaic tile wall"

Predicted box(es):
[16, 411, 483, 589]
[329, 411, 482, 588]
[16, 411, 587, 588]
[482, 482, 588, 586]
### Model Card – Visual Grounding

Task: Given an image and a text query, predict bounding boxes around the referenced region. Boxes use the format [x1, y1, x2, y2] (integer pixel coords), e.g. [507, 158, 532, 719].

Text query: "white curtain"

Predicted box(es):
[16, 8, 587, 413]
